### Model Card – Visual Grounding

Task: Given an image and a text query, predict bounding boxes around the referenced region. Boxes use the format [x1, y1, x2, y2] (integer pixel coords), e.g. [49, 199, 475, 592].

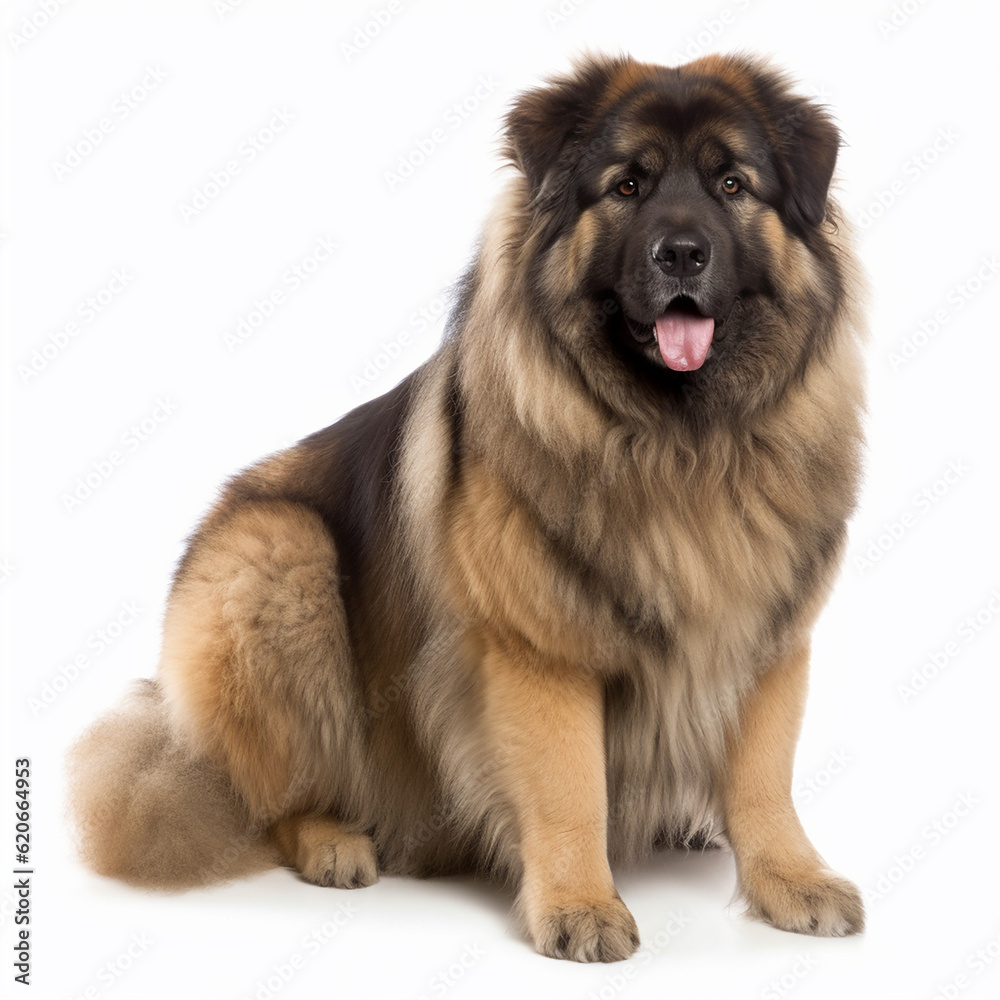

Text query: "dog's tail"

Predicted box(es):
[67, 678, 279, 888]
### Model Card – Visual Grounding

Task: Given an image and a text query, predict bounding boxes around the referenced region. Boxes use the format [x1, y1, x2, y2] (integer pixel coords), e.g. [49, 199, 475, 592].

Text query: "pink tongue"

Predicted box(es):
[654, 310, 715, 371]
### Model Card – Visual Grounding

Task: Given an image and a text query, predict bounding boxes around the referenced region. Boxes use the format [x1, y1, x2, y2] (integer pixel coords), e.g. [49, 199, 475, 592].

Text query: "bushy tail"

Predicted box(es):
[67, 679, 279, 888]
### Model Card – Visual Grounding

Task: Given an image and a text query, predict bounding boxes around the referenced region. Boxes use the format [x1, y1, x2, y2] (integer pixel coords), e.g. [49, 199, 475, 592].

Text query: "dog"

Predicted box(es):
[69, 52, 867, 963]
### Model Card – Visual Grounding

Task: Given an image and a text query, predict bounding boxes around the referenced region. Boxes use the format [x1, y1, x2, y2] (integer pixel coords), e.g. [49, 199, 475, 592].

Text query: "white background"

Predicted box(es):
[2, 1, 998, 998]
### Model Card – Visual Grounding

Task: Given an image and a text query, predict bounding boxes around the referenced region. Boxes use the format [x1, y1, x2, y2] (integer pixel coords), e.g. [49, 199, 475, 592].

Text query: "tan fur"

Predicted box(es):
[723, 643, 865, 935]
[159, 497, 365, 821]
[482, 639, 638, 962]
[68, 53, 866, 963]
[272, 815, 378, 889]
[66, 679, 279, 887]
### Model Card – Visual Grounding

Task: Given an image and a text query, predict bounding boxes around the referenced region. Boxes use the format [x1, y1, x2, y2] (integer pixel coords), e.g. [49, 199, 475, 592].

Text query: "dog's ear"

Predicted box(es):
[503, 54, 623, 202]
[743, 60, 841, 231]
[767, 94, 841, 230]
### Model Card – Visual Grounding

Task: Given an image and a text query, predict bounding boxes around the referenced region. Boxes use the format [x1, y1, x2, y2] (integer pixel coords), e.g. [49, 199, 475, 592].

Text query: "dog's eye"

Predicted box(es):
[617, 178, 639, 197]
[722, 176, 742, 195]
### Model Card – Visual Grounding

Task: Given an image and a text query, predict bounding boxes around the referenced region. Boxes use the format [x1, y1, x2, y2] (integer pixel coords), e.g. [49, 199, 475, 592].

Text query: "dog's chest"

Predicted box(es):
[587, 444, 833, 673]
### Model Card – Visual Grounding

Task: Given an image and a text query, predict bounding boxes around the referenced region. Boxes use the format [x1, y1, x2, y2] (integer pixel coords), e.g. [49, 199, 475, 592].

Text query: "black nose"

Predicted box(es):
[651, 234, 711, 277]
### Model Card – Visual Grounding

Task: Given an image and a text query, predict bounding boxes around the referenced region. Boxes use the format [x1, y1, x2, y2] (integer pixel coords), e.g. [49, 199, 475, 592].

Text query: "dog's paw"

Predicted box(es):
[299, 829, 379, 889]
[529, 896, 640, 963]
[273, 815, 379, 890]
[741, 863, 864, 937]
[274, 817, 379, 890]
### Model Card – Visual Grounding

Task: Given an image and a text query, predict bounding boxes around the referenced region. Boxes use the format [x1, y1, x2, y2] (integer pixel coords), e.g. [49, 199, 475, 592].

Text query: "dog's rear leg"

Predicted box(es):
[272, 815, 378, 889]
[159, 496, 375, 890]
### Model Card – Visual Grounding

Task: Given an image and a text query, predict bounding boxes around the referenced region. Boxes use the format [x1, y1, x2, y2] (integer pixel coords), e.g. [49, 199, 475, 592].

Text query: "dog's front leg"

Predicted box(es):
[723, 641, 864, 936]
[482, 640, 639, 962]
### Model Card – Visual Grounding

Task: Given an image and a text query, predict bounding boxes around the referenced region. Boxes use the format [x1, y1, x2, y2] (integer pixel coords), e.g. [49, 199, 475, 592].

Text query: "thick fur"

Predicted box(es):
[67, 679, 279, 887]
[68, 53, 866, 961]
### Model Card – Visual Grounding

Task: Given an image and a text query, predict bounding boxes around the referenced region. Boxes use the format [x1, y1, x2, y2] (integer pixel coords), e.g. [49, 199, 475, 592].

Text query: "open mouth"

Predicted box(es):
[628, 296, 716, 372]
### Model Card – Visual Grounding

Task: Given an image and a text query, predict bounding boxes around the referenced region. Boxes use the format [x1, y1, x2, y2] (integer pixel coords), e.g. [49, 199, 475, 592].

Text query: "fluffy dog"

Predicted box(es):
[70, 52, 866, 962]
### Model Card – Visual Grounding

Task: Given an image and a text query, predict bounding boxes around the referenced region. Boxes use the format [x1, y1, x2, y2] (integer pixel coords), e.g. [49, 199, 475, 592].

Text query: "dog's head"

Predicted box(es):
[503, 53, 847, 420]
